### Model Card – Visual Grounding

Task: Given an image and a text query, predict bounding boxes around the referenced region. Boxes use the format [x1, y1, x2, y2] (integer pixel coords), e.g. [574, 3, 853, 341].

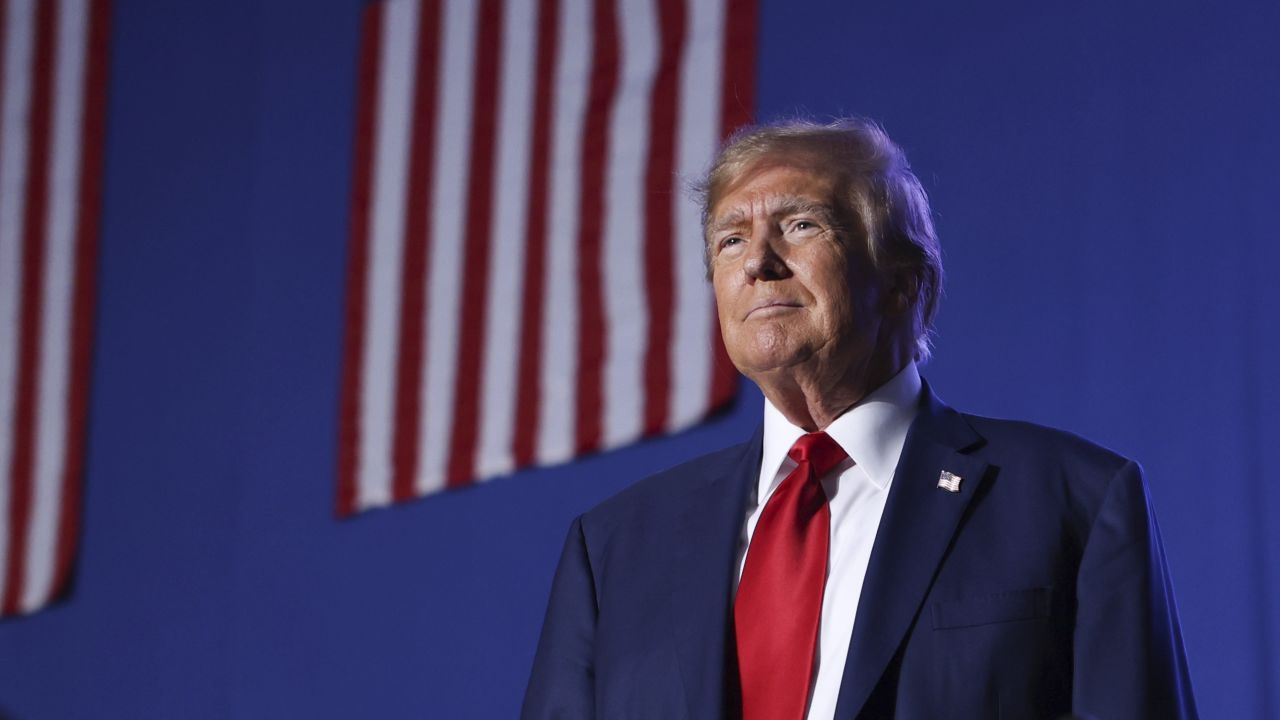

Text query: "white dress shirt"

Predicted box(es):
[735, 361, 922, 720]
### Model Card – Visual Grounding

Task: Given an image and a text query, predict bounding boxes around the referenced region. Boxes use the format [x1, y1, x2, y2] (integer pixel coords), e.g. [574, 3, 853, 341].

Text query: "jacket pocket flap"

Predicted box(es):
[930, 587, 1054, 629]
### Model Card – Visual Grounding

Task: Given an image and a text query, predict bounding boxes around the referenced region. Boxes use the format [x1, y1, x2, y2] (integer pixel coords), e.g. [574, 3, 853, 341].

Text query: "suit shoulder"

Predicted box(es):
[960, 412, 1137, 479]
[956, 412, 1150, 540]
[580, 439, 753, 528]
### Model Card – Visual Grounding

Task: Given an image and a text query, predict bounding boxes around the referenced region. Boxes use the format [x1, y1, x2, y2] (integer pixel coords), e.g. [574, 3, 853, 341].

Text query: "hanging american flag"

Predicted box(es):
[337, 0, 757, 515]
[0, 0, 109, 617]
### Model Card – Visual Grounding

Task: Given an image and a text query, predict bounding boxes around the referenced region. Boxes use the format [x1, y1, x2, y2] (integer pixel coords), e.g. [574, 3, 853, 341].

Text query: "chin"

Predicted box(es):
[734, 347, 813, 377]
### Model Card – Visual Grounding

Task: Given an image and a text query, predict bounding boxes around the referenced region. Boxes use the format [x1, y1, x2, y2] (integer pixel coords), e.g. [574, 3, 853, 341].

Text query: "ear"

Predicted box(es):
[884, 272, 919, 316]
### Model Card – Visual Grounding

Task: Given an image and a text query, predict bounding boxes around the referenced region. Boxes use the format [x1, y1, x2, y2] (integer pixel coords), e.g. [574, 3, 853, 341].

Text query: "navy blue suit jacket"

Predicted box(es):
[523, 385, 1198, 719]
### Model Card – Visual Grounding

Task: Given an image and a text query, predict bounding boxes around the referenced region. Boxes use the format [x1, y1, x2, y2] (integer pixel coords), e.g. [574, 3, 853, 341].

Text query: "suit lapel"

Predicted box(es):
[833, 385, 989, 719]
[666, 426, 761, 719]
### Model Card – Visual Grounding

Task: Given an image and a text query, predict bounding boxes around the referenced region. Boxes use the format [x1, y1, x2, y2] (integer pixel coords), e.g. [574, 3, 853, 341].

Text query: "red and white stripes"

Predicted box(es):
[0, 0, 108, 617]
[338, 0, 756, 515]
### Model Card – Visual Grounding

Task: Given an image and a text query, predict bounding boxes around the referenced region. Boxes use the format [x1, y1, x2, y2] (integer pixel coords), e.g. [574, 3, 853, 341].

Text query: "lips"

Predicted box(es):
[745, 300, 801, 319]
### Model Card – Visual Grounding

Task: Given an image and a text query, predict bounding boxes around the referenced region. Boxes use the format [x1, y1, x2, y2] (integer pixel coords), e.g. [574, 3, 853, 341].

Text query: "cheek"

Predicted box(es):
[712, 281, 735, 324]
[815, 269, 881, 342]
[811, 268, 858, 320]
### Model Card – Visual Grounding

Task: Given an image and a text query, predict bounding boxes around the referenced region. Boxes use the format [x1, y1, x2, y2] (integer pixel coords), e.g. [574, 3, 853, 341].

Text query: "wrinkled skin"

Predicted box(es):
[707, 153, 914, 430]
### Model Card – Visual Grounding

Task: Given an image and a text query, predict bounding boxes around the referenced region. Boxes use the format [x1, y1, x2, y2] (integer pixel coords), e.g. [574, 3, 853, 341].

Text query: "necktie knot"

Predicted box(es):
[789, 431, 848, 480]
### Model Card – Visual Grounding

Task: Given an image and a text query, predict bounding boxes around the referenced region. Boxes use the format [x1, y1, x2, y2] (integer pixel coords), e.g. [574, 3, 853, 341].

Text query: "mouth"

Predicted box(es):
[745, 300, 802, 319]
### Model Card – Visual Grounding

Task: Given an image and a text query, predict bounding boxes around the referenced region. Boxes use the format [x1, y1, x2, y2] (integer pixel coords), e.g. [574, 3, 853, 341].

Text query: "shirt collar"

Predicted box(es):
[759, 361, 923, 497]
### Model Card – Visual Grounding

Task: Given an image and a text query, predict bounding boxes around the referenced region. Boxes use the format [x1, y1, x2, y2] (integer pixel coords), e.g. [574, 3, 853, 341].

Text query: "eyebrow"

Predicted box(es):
[710, 196, 835, 234]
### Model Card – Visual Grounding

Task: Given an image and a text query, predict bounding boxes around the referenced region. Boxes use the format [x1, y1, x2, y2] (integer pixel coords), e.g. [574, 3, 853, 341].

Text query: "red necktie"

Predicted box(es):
[735, 431, 848, 720]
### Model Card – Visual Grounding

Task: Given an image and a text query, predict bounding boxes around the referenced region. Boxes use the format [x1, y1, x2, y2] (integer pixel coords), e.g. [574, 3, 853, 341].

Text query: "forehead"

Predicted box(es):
[710, 156, 842, 226]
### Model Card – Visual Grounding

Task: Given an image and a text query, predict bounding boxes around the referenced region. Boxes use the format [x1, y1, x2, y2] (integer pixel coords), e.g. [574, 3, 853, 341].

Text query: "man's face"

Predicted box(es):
[708, 155, 889, 386]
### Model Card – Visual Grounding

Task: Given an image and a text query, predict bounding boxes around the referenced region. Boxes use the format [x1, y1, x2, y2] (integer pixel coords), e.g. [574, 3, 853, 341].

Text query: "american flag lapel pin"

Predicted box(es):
[937, 471, 962, 493]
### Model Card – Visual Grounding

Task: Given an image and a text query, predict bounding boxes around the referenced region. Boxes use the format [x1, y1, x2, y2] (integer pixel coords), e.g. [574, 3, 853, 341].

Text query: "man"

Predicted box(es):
[523, 119, 1197, 719]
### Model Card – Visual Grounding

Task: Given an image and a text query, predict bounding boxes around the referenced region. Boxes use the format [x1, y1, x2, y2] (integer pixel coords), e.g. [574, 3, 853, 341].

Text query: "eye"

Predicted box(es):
[718, 235, 744, 250]
[787, 218, 822, 235]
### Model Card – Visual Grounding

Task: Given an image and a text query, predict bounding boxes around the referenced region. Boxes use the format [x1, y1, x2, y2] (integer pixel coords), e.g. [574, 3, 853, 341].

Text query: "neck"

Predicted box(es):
[754, 349, 911, 432]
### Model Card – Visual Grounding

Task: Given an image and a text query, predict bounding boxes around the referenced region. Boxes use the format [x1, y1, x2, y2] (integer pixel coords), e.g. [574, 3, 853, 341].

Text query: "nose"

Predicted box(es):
[743, 230, 789, 282]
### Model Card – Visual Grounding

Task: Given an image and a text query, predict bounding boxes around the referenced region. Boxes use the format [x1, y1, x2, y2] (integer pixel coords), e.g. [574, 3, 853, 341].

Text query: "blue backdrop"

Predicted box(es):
[1, 0, 1276, 717]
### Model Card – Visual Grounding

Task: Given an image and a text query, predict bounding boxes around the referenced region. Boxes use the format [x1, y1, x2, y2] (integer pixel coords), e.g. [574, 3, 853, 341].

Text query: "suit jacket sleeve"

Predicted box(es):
[523, 516, 597, 720]
[1072, 460, 1199, 719]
